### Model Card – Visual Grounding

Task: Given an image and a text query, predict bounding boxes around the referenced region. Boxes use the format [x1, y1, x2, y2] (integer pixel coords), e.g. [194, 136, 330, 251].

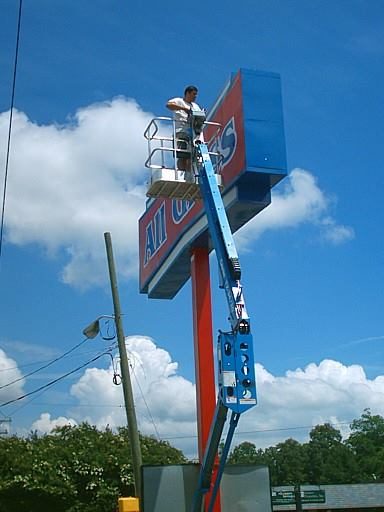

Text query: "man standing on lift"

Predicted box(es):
[166, 85, 203, 175]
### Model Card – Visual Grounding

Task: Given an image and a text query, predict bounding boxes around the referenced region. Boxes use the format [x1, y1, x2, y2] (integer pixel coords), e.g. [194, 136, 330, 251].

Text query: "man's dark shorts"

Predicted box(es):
[176, 131, 192, 159]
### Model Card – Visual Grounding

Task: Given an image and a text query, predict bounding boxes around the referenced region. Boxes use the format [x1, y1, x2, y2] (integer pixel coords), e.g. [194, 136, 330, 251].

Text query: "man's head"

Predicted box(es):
[184, 85, 198, 102]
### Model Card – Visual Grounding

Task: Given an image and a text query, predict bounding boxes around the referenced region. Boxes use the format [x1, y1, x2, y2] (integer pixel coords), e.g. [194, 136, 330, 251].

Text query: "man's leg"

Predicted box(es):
[176, 133, 192, 173]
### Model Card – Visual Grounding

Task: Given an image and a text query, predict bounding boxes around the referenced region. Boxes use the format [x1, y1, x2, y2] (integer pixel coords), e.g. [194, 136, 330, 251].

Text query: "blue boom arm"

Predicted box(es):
[191, 137, 257, 512]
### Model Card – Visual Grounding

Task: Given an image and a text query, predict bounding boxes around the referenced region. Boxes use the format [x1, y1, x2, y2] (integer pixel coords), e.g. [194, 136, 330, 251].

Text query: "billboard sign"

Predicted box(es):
[139, 69, 287, 299]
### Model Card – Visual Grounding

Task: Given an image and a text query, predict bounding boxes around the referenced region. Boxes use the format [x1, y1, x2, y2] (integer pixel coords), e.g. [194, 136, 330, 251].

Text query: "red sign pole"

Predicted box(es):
[191, 247, 221, 512]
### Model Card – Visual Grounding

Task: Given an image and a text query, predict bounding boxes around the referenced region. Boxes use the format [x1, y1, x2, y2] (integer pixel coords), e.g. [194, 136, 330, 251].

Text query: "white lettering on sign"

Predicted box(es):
[171, 199, 195, 224]
[144, 202, 167, 266]
[209, 116, 237, 168]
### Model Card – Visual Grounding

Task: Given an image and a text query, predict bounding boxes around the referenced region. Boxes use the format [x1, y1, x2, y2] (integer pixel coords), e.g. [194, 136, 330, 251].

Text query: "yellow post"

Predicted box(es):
[118, 497, 140, 512]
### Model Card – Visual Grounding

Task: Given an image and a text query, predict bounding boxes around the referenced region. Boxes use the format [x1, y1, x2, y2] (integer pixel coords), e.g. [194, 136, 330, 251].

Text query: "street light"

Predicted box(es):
[82, 315, 115, 339]
[83, 310, 142, 501]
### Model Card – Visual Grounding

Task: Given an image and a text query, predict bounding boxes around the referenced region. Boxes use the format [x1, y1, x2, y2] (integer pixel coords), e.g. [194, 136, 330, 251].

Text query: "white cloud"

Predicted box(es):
[31, 412, 77, 433]
[320, 216, 355, 244]
[68, 336, 197, 455]
[25, 336, 197, 452]
[0, 348, 25, 404]
[0, 103, 354, 287]
[1, 103, 352, 290]
[0, 99, 152, 288]
[236, 168, 354, 248]
[28, 337, 384, 457]
[236, 359, 384, 449]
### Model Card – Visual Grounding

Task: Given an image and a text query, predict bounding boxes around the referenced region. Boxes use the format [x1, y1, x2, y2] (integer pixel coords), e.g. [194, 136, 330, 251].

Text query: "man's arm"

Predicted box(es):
[166, 100, 190, 113]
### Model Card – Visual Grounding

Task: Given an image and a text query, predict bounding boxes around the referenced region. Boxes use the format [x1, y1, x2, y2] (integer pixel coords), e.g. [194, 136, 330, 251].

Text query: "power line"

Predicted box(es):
[10, 402, 126, 409]
[160, 420, 354, 441]
[9, 387, 56, 417]
[7, 398, 354, 442]
[231, 421, 353, 437]
[130, 363, 161, 441]
[0, 338, 89, 391]
[0, 345, 117, 373]
[8, 347, 117, 416]
[0, 351, 111, 408]
[0, 0, 23, 263]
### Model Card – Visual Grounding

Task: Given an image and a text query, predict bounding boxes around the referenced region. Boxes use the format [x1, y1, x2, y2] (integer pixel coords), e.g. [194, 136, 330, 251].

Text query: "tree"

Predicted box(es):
[0, 433, 76, 512]
[220, 412, 384, 487]
[228, 442, 259, 464]
[229, 439, 308, 485]
[0, 423, 186, 512]
[347, 409, 384, 481]
[229, 439, 307, 486]
[306, 423, 357, 484]
[271, 438, 308, 485]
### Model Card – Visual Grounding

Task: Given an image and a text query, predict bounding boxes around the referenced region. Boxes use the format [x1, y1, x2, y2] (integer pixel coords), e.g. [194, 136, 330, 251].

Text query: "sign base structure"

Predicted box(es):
[139, 68, 286, 300]
[191, 247, 220, 512]
[141, 464, 272, 512]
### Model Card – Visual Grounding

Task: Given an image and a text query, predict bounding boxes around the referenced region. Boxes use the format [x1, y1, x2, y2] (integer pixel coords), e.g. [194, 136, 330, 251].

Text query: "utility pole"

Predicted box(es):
[104, 232, 143, 500]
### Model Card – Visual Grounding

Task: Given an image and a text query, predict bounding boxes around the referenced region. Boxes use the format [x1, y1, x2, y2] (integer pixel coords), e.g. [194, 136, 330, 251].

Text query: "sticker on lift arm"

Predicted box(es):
[223, 371, 236, 387]
[240, 398, 257, 404]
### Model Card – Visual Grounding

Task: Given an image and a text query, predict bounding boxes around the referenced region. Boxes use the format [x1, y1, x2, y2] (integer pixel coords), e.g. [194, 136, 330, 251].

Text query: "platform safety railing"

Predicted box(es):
[144, 116, 223, 176]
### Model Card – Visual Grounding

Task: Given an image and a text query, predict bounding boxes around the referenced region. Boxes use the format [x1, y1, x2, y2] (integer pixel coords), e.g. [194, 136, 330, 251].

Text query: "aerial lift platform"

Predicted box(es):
[144, 110, 257, 512]
[144, 114, 223, 201]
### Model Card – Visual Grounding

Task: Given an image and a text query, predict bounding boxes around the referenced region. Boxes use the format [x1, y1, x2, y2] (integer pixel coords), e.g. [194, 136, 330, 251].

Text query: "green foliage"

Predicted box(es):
[306, 423, 358, 484]
[272, 438, 308, 485]
[228, 441, 259, 464]
[2, 411, 384, 510]
[347, 409, 384, 481]
[0, 423, 186, 512]
[229, 410, 384, 486]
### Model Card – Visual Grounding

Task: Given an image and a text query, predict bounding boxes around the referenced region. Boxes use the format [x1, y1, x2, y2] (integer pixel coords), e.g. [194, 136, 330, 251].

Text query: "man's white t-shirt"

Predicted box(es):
[168, 97, 202, 134]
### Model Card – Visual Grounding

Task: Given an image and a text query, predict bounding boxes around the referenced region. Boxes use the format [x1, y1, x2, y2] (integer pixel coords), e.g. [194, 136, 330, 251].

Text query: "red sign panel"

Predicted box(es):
[140, 198, 200, 290]
[140, 71, 245, 295]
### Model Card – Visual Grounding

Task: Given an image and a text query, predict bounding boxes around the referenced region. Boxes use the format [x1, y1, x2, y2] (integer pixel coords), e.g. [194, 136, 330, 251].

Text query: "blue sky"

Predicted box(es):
[1, 0, 384, 456]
